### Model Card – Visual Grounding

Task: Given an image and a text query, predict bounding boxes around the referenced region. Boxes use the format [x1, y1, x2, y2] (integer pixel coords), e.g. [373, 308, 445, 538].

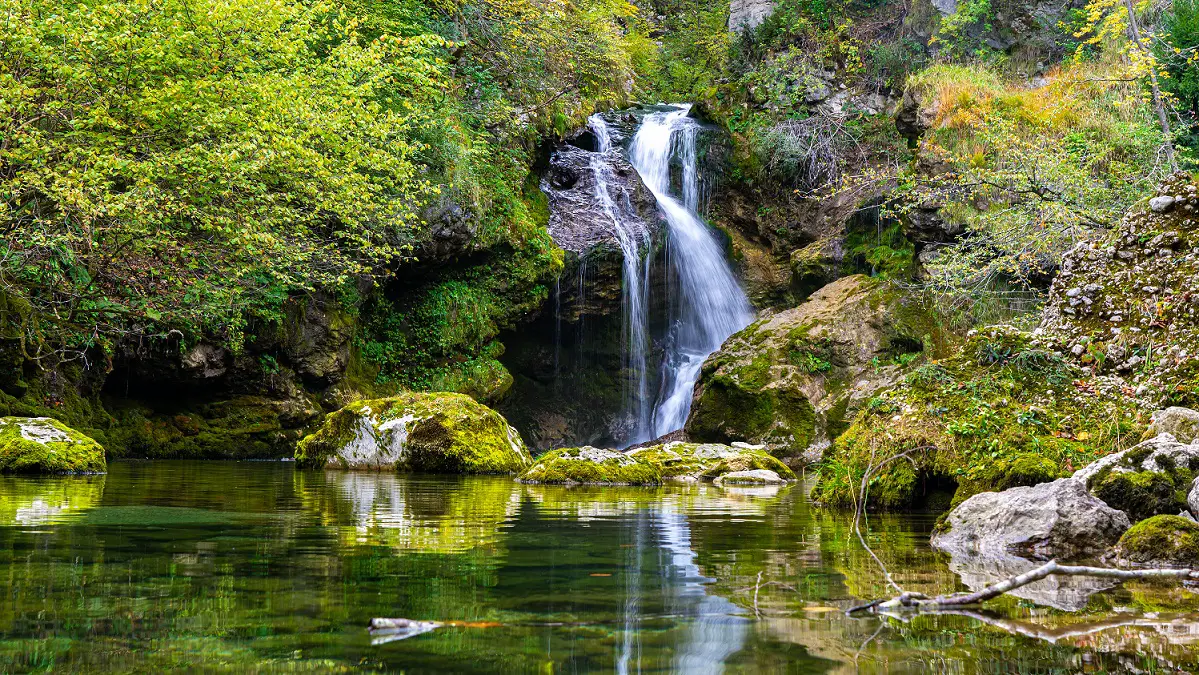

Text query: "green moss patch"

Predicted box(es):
[628, 442, 796, 481]
[0, 417, 106, 474]
[518, 447, 661, 485]
[814, 326, 1148, 511]
[296, 392, 531, 474]
[1116, 515, 1199, 565]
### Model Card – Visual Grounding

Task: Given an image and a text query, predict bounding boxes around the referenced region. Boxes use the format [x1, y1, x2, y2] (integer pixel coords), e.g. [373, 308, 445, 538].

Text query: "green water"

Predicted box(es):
[1, 462, 1198, 673]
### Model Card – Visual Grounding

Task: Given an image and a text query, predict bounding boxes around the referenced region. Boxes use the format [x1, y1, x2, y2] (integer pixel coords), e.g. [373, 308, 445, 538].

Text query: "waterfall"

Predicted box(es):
[628, 106, 753, 440]
[588, 115, 654, 441]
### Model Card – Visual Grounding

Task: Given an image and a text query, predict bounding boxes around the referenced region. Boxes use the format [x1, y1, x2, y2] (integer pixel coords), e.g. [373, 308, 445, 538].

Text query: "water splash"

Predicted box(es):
[628, 106, 754, 440]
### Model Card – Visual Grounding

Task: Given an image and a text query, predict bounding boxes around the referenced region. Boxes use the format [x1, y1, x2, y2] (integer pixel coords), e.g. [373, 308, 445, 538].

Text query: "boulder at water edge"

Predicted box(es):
[685, 275, 944, 463]
[1114, 515, 1199, 566]
[0, 417, 106, 474]
[517, 447, 662, 485]
[517, 441, 797, 485]
[931, 479, 1130, 559]
[295, 393, 531, 474]
[1072, 433, 1199, 522]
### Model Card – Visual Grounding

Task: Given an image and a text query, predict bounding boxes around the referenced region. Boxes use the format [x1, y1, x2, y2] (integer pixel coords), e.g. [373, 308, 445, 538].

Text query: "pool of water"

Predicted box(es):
[1, 462, 1198, 673]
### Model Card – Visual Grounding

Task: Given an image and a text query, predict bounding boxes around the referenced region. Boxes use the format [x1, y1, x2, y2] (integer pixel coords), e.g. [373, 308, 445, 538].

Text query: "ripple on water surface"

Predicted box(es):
[1, 461, 1198, 673]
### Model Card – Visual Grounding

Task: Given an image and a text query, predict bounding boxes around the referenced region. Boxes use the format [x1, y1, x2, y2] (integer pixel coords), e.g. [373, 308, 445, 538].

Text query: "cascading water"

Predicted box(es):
[588, 115, 654, 441]
[628, 106, 754, 441]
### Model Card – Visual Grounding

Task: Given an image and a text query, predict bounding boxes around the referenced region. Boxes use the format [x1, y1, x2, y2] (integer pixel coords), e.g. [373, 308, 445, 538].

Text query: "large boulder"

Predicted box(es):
[1073, 433, 1199, 522]
[931, 479, 1131, 559]
[0, 417, 106, 474]
[686, 275, 942, 462]
[295, 393, 531, 474]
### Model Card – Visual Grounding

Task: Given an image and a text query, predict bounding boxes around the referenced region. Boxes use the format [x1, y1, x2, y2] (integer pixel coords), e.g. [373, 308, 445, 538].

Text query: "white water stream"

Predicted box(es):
[628, 106, 753, 441]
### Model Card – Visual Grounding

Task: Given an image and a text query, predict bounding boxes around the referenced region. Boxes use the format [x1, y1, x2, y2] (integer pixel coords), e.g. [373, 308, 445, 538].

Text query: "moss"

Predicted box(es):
[295, 392, 531, 474]
[0, 417, 106, 474]
[950, 453, 1062, 507]
[1117, 515, 1199, 565]
[815, 325, 1149, 511]
[1092, 470, 1186, 523]
[518, 447, 661, 485]
[686, 375, 817, 456]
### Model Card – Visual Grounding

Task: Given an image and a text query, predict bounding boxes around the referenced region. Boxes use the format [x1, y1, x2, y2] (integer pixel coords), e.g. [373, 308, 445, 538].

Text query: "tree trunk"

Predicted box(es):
[1124, 0, 1179, 173]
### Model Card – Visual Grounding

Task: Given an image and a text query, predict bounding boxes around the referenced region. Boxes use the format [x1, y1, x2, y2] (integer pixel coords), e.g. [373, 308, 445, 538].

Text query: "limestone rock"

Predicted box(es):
[1145, 407, 1199, 444]
[517, 446, 660, 485]
[1073, 433, 1199, 485]
[931, 479, 1131, 559]
[713, 469, 786, 485]
[685, 275, 942, 462]
[1190, 476, 1199, 517]
[628, 441, 796, 481]
[1149, 195, 1176, 213]
[295, 393, 531, 474]
[0, 417, 106, 474]
[728, 0, 774, 31]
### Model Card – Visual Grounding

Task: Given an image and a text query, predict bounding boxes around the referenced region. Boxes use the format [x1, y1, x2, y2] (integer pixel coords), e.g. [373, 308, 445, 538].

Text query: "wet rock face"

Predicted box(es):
[931, 478, 1131, 559]
[542, 145, 662, 258]
[685, 275, 942, 462]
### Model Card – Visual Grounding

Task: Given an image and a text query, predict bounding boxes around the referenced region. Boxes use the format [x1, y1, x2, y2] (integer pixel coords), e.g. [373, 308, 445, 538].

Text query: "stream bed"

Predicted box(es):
[2, 461, 1198, 673]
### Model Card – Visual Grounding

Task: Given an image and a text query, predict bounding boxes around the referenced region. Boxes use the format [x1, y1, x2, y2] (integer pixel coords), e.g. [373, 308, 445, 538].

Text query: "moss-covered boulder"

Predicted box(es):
[627, 441, 796, 481]
[686, 275, 945, 463]
[295, 393, 531, 474]
[1114, 515, 1199, 565]
[0, 417, 106, 474]
[1073, 433, 1199, 522]
[713, 469, 786, 486]
[517, 447, 661, 485]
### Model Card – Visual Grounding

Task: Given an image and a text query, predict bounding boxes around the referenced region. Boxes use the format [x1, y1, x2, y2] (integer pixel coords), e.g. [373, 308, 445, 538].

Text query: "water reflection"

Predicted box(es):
[0, 462, 1198, 673]
[0, 474, 105, 525]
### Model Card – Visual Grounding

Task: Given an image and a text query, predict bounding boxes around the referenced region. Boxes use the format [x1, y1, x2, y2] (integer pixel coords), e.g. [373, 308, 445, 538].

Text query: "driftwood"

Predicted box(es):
[849, 559, 1199, 613]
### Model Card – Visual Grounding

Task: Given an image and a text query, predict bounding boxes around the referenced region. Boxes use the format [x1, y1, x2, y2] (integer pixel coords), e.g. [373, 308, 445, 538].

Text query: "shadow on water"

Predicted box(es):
[1, 462, 1198, 673]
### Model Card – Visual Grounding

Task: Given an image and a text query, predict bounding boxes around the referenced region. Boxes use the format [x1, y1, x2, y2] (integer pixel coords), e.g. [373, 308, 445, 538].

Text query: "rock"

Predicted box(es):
[945, 551, 1118, 611]
[685, 275, 942, 462]
[931, 479, 1131, 559]
[295, 393, 531, 474]
[1071, 434, 1199, 520]
[1145, 407, 1199, 444]
[1189, 476, 1199, 517]
[1149, 196, 1177, 213]
[1114, 515, 1199, 565]
[628, 441, 796, 481]
[517, 447, 661, 485]
[728, 0, 774, 31]
[0, 417, 106, 474]
[713, 469, 786, 485]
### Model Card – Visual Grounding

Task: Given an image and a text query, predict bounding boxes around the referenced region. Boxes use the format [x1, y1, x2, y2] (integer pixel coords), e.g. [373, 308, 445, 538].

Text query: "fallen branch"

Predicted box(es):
[849, 560, 1199, 612]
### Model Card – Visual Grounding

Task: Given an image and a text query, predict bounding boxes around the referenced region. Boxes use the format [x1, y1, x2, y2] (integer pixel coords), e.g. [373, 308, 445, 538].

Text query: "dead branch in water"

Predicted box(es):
[849, 560, 1199, 613]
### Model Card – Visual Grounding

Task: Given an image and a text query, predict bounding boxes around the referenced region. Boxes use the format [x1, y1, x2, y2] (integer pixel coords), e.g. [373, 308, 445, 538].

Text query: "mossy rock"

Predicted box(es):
[1116, 515, 1199, 565]
[951, 453, 1063, 508]
[0, 417, 106, 474]
[1092, 470, 1186, 523]
[517, 447, 661, 485]
[686, 275, 946, 462]
[295, 392, 531, 474]
[628, 441, 796, 481]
